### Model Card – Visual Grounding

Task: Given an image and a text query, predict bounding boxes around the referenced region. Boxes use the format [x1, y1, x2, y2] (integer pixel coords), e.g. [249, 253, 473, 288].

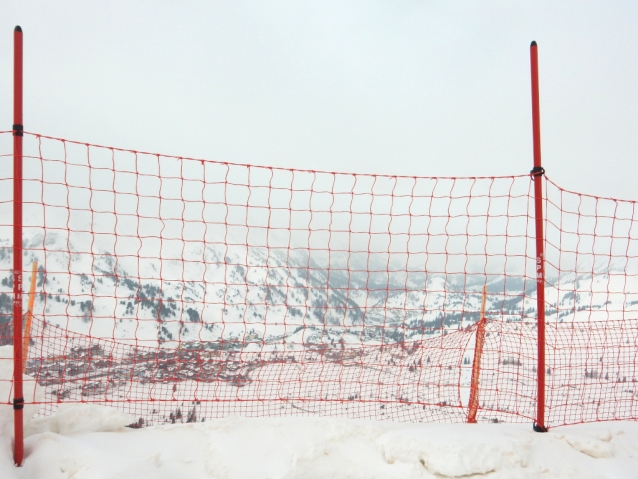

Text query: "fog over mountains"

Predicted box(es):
[1, 230, 634, 351]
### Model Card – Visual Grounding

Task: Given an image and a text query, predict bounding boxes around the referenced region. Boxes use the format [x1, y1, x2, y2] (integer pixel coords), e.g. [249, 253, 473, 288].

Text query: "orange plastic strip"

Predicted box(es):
[467, 285, 487, 423]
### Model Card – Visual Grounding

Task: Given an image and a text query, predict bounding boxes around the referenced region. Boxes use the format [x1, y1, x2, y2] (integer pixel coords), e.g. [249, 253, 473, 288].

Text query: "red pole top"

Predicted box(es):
[530, 41, 542, 169]
[14, 26, 23, 129]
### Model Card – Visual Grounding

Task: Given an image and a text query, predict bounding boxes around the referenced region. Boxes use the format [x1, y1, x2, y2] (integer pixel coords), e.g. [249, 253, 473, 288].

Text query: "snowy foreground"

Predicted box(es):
[0, 405, 637, 479]
[1, 347, 638, 478]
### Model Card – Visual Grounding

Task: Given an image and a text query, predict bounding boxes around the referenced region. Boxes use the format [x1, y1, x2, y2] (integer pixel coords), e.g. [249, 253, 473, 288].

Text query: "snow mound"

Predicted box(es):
[25, 404, 136, 436]
[557, 430, 616, 459]
[378, 424, 530, 476]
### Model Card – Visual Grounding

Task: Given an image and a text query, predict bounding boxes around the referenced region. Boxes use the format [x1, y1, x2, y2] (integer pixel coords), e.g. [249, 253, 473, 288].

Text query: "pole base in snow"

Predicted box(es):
[533, 422, 548, 433]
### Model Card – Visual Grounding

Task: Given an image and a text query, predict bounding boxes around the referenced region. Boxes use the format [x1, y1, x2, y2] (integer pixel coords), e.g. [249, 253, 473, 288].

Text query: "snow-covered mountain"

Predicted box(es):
[1, 231, 637, 350]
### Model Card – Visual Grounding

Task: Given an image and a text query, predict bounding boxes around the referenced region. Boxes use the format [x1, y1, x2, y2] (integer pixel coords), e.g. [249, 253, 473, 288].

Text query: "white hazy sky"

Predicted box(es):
[1, 1, 637, 200]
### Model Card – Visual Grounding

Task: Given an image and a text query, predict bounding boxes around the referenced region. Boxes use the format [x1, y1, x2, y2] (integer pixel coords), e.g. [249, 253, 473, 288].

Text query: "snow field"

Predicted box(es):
[3, 406, 638, 478]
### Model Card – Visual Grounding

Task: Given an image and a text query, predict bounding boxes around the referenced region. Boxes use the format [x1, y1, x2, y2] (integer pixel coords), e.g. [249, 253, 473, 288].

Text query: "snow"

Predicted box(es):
[25, 404, 135, 436]
[0, 346, 637, 478]
[2, 410, 638, 478]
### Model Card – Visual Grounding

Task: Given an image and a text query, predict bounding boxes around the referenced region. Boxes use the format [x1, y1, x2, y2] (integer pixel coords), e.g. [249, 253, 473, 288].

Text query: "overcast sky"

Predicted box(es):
[2, 1, 637, 200]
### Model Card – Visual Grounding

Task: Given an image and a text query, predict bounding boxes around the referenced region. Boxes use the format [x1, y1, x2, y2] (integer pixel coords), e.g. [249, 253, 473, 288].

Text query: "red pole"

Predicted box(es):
[530, 40, 547, 432]
[13, 25, 25, 465]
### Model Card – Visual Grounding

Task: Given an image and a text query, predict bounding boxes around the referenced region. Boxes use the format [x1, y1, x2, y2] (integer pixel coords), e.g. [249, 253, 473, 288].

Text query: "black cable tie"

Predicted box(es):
[13, 397, 24, 410]
[12, 124, 23, 137]
[530, 166, 545, 178]
[533, 421, 548, 432]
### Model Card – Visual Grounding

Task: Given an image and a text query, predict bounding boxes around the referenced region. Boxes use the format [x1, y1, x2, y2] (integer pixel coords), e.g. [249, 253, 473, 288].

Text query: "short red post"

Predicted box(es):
[530, 40, 548, 432]
[12, 25, 25, 465]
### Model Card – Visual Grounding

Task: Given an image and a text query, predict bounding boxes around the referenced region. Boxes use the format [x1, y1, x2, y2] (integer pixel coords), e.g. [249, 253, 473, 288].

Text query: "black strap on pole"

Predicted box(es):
[530, 166, 545, 178]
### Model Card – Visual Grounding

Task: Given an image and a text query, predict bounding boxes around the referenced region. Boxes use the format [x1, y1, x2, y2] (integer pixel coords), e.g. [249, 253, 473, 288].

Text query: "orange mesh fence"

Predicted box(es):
[541, 180, 638, 424]
[1, 132, 637, 427]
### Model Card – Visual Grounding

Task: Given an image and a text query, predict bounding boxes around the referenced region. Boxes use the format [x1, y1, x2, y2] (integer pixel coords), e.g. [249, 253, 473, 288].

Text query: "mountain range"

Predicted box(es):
[1, 231, 636, 351]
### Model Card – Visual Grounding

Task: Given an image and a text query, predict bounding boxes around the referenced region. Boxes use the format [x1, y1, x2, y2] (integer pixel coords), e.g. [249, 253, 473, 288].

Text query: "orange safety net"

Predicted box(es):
[0, 132, 636, 427]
